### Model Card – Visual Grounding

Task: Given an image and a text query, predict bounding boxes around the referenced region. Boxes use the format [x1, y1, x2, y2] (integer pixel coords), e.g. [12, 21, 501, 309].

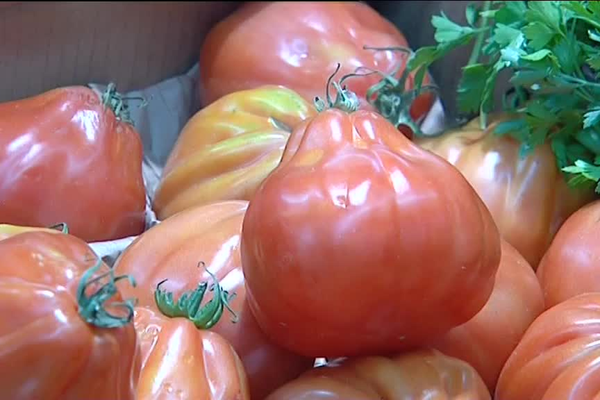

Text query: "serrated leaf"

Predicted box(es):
[566, 142, 594, 166]
[525, 1, 562, 33]
[521, 49, 554, 61]
[466, 3, 479, 27]
[432, 13, 474, 43]
[565, 1, 600, 30]
[493, 24, 523, 46]
[553, 34, 581, 74]
[494, 118, 528, 136]
[531, 126, 551, 147]
[457, 63, 489, 114]
[551, 136, 569, 168]
[544, 94, 581, 113]
[589, 1, 600, 17]
[589, 55, 600, 70]
[523, 22, 556, 50]
[407, 47, 437, 72]
[494, 1, 527, 25]
[527, 101, 559, 124]
[510, 69, 549, 86]
[562, 159, 600, 193]
[584, 105, 600, 129]
[575, 128, 600, 155]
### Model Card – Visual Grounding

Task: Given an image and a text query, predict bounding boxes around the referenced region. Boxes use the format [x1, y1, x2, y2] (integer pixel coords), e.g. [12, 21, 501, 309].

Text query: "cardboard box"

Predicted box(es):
[0, 1, 467, 258]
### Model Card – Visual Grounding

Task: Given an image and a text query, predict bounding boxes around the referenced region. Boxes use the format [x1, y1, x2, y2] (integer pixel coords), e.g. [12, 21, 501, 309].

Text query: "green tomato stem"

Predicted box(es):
[77, 256, 137, 329]
[154, 261, 238, 329]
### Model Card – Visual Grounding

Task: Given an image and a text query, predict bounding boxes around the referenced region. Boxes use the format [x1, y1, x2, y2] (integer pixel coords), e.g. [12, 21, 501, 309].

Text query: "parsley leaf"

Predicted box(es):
[457, 64, 489, 114]
[584, 105, 600, 129]
[563, 159, 600, 193]
[432, 12, 474, 42]
[523, 22, 557, 50]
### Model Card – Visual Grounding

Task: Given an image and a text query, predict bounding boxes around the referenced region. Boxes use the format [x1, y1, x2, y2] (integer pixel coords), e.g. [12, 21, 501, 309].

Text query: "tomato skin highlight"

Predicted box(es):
[134, 306, 250, 400]
[154, 85, 316, 220]
[199, 1, 434, 121]
[496, 292, 600, 400]
[417, 114, 595, 268]
[0, 231, 140, 400]
[431, 239, 545, 391]
[113, 201, 313, 400]
[265, 349, 491, 400]
[537, 199, 600, 308]
[0, 86, 146, 242]
[241, 108, 502, 358]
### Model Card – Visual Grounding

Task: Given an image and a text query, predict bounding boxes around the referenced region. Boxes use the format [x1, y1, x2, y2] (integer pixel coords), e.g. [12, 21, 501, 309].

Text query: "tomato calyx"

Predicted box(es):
[363, 46, 438, 138]
[77, 254, 137, 328]
[314, 63, 361, 114]
[93, 83, 148, 126]
[154, 261, 238, 329]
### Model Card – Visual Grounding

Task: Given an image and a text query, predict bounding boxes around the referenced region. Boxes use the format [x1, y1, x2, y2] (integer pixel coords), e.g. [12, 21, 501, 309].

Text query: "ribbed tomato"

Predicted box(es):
[135, 306, 250, 400]
[241, 93, 501, 358]
[0, 230, 140, 400]
[417, 114, 594, 267]
[265, 349, 491, 400]
[153, 85, 315, 220]
[0, 85, 146, 242]
[113, 201, 313, 400]
[431, 239, 545, 391]
[0, 222, 66, 241]
[199, 2, 434, 121]
[496, 293, 600, 399]
[537, 199, 600, 308]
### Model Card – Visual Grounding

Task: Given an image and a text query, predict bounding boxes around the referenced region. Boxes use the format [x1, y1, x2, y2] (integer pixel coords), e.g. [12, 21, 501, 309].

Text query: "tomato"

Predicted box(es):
[495, 292, 600, 399]
[0, 85, 146, 242]
[113, 201, 313, 400]
[265, 349, 491, 400]
[240, 99, 502, 358]
[153, 85, 316, 220]
[536, 199, 600, 308]
[0, 230, 140, 400]
[134, 306, 250, 400]
[417, 114, 595, 268]
[0, 222, 67, 241]
[199, 2, 434, 122]
[430, 239, 545, 391]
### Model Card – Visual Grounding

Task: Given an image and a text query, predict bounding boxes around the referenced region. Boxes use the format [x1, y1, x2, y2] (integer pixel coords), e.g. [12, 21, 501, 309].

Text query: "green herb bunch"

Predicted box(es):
[408, 1, 600, 192]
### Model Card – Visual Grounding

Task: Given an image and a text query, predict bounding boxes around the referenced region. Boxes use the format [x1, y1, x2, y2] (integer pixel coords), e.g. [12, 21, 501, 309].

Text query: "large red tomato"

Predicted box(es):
[153, 85, 316, 220]
[135, 306, 250, 400]
[431, 239, 545, 391]
[0, 230, 140, 400]
[241, 100, 501, 358]
[417, 114, 594, 268]
[0, 85, 146, 242]
[537, 199, 600, 308]
[496, 292, 600, 399]
[199, 2, 434, 121]
[113, 201, 313, 400]
[265, 349, 491, 400]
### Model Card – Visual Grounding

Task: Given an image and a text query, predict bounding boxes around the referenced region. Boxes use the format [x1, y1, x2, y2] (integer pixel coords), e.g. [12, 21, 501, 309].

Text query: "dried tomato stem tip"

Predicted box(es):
[47, 222, 69, 234]
[95, 83, 148, 126]
[154, 261, 239, 329]
[314, 63, 361, 113]
[77, 256, 137, 328]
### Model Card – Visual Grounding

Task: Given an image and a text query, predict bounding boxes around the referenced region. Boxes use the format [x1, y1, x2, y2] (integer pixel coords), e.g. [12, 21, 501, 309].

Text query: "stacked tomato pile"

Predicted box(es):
[2, 2, 600, 399]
